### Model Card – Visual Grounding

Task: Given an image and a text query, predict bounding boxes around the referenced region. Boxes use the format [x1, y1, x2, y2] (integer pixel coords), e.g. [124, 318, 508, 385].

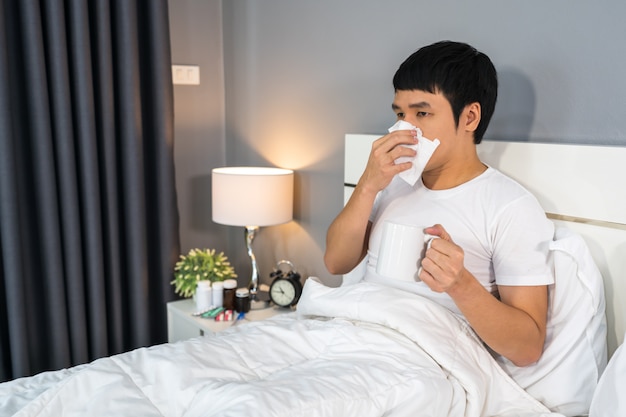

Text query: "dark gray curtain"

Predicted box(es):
[0, 0, 180, 382]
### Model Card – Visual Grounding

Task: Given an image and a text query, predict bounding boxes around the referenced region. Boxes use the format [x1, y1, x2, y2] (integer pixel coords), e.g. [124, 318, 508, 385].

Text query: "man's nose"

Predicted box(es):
[404, 117, 420, 129]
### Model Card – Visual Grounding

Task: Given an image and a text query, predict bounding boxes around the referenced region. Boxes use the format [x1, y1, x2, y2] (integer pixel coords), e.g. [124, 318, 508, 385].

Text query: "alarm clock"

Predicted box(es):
[268, 260, 303, 308]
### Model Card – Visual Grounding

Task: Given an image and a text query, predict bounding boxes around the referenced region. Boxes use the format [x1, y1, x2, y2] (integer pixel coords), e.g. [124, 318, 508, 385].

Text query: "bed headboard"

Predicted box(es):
[344, 134, 626, 357]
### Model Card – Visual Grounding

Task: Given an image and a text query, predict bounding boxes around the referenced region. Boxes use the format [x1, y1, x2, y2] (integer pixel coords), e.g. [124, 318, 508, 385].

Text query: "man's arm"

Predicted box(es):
[324, 130, 417, 275]
[323, 189, 374, 275]
[420, 224, 548, 366]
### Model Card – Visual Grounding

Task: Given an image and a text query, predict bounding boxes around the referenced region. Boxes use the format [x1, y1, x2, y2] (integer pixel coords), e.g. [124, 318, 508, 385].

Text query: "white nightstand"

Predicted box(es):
[166, 299, 292, 343]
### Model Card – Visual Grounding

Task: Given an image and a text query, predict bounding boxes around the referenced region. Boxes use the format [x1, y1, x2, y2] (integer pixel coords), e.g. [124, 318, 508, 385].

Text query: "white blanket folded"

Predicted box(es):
[1, 280, 565, 417]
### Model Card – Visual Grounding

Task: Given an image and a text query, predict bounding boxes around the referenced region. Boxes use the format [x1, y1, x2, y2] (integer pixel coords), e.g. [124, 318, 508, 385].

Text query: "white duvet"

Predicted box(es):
[0, 279, 564, 417]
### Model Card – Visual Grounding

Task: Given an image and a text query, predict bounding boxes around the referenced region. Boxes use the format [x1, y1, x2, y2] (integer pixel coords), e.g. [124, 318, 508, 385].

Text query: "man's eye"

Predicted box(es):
[396, 112, 405, 119]
[416, 111, 429, 117]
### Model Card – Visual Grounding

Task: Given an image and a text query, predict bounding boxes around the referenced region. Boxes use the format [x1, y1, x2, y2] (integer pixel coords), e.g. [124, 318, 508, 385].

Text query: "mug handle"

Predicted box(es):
[417, 235, 439, 277]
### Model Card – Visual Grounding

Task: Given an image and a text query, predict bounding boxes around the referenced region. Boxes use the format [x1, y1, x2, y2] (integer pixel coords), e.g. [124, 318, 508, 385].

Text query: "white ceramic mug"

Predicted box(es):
[376, 221, 436, 282]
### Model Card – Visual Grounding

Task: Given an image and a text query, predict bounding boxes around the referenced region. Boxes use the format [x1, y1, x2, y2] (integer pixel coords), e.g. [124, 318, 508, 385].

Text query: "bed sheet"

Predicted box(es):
[1, 279, 564, 417]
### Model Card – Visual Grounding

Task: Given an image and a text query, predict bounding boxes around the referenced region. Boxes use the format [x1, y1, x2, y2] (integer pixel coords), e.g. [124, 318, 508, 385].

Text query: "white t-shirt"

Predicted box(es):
[365, 167, 555, 315]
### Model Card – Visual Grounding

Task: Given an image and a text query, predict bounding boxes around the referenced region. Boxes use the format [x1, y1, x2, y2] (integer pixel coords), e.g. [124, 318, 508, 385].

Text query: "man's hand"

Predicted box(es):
[357, 130, 418, 193]
[419, 224, 468, 293]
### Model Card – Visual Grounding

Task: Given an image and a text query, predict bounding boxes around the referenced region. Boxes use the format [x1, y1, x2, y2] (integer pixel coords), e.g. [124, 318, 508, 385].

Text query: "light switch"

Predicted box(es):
[172, 65, 200, 85]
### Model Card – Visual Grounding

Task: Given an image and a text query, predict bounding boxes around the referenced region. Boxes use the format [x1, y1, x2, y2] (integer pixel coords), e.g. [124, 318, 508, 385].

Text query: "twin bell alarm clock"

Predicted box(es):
[268, 260, 302, 308]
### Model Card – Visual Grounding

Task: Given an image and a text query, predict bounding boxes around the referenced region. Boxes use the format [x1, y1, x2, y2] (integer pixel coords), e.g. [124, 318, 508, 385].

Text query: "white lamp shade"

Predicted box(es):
[212, 167, 294, 227]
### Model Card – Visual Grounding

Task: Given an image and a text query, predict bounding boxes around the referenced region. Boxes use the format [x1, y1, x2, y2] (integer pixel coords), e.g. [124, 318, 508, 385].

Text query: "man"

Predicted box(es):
[324, 41, 554, 367]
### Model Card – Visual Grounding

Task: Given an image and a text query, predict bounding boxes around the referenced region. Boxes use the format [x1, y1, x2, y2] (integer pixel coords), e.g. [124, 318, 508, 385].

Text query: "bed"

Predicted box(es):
[0, 135, 624, 417]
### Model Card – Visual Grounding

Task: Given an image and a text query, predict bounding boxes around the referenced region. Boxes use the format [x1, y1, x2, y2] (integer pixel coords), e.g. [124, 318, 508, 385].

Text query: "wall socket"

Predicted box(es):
[172, 65, 200, 85]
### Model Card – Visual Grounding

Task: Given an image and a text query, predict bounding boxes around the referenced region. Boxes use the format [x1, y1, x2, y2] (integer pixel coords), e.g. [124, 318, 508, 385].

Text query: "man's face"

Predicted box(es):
[392, 89, 479, 178]
[391, 89, 459, 143]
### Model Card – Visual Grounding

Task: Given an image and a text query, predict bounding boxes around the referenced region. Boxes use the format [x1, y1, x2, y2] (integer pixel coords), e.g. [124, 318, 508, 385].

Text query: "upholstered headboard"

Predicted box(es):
[344, 134, 626, 357]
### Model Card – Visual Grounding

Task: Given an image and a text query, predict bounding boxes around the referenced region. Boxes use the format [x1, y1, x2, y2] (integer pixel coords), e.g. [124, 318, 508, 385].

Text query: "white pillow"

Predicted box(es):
[590, 335, 626, 417]
[497, 227, 608, 416]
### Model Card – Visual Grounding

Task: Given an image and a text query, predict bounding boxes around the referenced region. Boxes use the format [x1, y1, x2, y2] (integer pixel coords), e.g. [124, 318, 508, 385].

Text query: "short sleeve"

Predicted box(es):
[492, 194, 554, 286]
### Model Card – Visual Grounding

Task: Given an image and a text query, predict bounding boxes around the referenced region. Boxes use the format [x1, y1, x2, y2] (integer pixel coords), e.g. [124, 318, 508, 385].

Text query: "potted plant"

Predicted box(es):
[170, 248, 237, 298]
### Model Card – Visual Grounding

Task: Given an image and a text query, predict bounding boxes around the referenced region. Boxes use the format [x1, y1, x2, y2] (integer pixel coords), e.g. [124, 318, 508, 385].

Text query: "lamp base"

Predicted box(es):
[250, 290, 271, 310]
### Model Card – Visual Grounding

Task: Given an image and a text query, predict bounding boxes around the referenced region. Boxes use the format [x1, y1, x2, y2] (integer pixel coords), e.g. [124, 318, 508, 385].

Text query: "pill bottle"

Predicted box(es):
[223, 279, 237, 310]
[235, 288, 250, 313]
[211, 281, 224, 308]
[195, 280, 212, 312]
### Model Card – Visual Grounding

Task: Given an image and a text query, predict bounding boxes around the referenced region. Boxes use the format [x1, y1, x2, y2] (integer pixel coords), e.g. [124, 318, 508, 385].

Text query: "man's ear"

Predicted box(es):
[463, 102, 481, 133]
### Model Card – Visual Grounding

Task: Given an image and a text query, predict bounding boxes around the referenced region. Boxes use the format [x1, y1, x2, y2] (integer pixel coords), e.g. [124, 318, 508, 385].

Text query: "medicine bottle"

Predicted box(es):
[223, 279, 237, 310]
[235, 288, 250, 313]
[195, 281, 212, 312]
[211, 281, 224, 308]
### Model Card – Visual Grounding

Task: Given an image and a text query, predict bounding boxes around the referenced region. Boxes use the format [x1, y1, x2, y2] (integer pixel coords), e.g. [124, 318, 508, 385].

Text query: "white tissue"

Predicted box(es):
[387, 120, 440, 186]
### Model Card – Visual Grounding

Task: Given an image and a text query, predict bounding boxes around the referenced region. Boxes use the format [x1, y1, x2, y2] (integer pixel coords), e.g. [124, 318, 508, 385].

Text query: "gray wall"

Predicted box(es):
[171, 0, 626, 288]
[169, 0, 230, 256]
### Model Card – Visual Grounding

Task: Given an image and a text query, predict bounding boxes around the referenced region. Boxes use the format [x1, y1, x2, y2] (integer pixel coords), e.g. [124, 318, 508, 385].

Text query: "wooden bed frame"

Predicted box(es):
[344, 134, 626, 357]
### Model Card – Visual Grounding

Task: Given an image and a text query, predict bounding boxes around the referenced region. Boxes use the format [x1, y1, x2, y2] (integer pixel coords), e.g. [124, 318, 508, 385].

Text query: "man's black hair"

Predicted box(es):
[393, 41, 498, 144]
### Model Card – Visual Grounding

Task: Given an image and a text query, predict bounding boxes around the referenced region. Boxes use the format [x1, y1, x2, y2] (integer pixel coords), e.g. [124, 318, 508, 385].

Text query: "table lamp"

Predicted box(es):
[212, 167, 294, 308]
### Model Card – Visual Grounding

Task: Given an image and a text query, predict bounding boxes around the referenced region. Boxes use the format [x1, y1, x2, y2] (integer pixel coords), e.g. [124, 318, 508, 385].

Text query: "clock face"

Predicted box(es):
[269, 279, 297, 307]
